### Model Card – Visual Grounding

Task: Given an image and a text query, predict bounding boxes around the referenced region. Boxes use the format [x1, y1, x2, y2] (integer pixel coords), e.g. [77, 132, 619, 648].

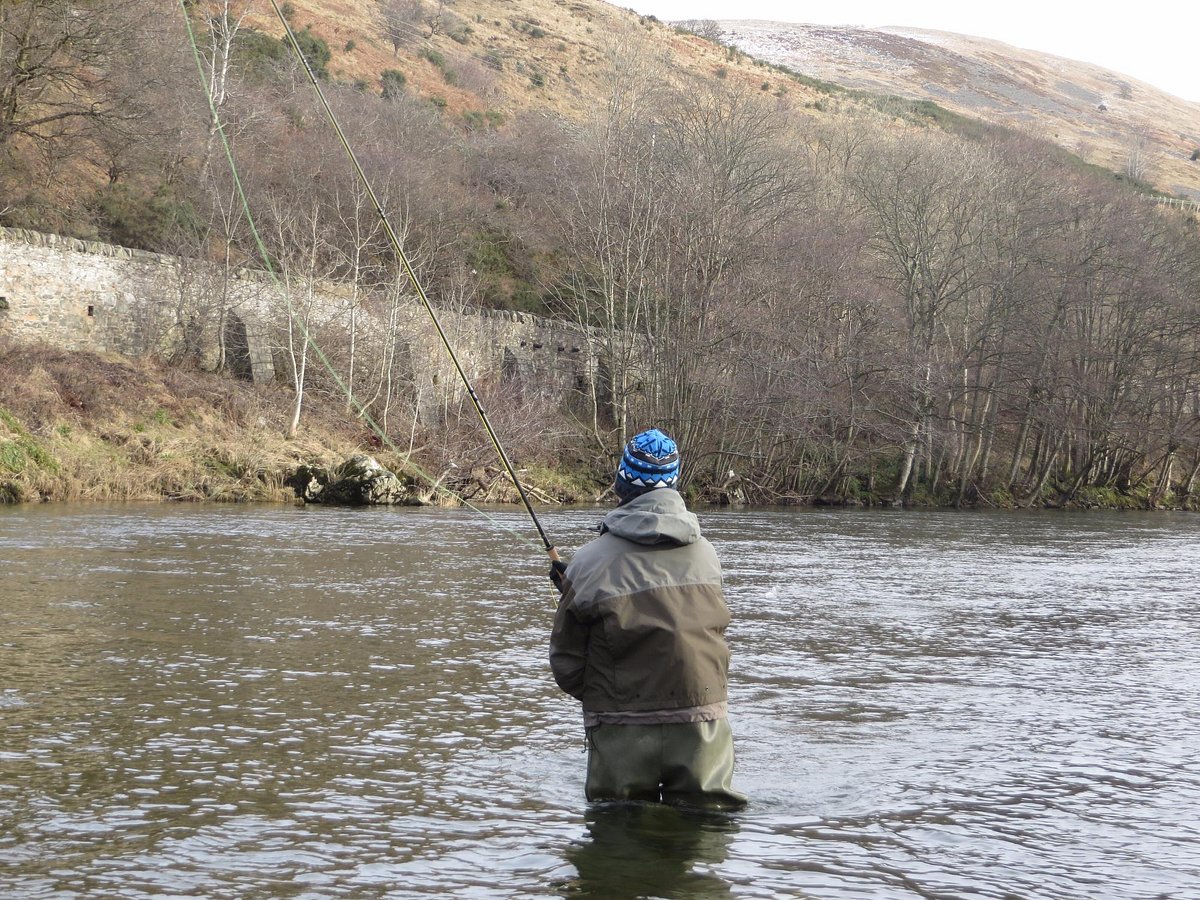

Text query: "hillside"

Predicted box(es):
[236, 0, 819, 120]
[243, 3, 1200, 197]
[718, 21, 1200, 199]
[7, 1, 1191, 220]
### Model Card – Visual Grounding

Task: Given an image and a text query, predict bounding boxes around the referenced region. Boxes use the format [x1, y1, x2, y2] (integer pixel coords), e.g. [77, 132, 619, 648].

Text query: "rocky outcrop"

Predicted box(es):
[290, 455, 418, 505]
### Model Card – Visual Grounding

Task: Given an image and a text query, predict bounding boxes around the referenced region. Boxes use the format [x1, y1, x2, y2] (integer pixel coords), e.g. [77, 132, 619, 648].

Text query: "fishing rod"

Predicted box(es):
[265, 0, 559, 563]
[176, 4, 550, 561]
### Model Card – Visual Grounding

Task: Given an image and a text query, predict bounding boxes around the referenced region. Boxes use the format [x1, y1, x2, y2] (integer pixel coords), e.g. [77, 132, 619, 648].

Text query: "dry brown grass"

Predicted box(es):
[0, 343, 598, 505]
[0, 343, 366, 503]
[232, 0, 824, 121]
[228, 0, 1198, 197]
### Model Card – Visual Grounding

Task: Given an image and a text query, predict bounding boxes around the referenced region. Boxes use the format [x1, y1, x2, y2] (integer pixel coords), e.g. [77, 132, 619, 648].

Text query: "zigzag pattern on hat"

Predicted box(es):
[617, 428, 680, 489]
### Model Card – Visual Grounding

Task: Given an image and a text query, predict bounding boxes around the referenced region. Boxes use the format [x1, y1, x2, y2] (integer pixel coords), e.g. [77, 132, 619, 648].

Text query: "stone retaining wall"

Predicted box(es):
[0, 227, 597, 418]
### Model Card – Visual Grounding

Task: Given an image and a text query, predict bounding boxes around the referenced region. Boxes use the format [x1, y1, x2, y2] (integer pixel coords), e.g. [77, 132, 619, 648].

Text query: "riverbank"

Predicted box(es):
[0, 345, 598, 506]
[1, 345, 1193, 511]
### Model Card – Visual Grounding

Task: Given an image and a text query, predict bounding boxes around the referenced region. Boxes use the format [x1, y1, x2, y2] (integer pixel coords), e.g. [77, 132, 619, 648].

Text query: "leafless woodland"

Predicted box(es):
[3, 1, 1198, 506]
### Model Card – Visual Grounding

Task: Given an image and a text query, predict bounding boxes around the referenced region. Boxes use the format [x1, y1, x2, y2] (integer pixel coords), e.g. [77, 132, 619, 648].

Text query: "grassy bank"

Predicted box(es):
[0, 345, 396, 504]
[2, 345, 1190, 512]
[0, 344, 608, 506]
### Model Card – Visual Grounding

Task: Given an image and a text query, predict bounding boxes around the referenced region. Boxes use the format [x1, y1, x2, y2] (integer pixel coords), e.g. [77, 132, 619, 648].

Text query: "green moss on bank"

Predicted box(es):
[1, 406, 61, 501]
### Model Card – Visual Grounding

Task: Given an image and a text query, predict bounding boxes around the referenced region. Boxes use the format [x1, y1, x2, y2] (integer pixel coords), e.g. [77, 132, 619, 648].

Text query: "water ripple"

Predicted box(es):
[1, 504, 1198, 897]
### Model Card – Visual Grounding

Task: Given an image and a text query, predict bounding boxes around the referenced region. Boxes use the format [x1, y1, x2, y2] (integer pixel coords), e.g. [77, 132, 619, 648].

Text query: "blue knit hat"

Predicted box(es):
[614, 428, 680, 501]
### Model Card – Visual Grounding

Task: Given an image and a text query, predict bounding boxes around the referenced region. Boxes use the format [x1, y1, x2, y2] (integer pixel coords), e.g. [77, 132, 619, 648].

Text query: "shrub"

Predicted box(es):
[986, 487, 1015, 507]
[466, 227, 548, 311]
[0, 409, 58, 476]
[232, 28, 286, 80]
[512, 20, 547, 38]
[420, 47, 446, 69]
[292, 27, 332, 79]
[468, 228, 516, 277]
[91, 184, 205, 252]
[1071, 486, 1140, 509]
[381, 69, 407, 100]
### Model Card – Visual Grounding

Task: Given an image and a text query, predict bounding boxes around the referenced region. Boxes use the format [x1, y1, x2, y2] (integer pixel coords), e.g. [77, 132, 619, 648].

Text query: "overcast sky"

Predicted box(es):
[625, 1, 1199, 103]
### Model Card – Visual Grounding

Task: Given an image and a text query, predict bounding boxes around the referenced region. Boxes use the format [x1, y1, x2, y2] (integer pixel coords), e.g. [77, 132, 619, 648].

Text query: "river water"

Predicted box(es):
[1, 503, 1198, 898]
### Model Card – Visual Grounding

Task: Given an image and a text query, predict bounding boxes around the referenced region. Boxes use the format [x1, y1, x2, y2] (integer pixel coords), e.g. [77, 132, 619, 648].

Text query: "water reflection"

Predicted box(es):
[559, 802, 738, 899]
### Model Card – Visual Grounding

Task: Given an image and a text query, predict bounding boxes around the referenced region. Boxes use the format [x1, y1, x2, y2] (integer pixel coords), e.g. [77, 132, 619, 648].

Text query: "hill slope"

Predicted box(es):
[719, 21, 1200, 199]
[235, 0, 816, 121]
[245, 3, 1200, 197]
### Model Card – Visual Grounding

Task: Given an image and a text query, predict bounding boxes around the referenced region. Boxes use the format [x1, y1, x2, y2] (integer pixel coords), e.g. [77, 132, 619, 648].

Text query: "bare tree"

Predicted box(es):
[1125, 129, 1153, 183]
[252, 116, 343, 438]
[380, 0, 423, 54]
[419, 0, 454, 39]
[652, 81, 810, 472]
[677, 20, 724, 43]
[849, 130, 996, 500]
[329, 174, 387, 415]
[268, 193, 334, 439]
[542, 29, 674, 447]
[0, 0, 153, 150]
[193, 0, 255, 179]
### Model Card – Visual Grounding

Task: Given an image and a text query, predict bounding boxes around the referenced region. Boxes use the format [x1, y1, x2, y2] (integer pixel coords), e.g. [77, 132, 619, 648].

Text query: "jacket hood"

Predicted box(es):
[602, 489, 701, 546]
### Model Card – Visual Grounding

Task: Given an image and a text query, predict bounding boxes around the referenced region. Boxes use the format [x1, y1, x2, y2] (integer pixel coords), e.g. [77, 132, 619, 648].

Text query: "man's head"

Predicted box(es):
[614, 428, 680, 503]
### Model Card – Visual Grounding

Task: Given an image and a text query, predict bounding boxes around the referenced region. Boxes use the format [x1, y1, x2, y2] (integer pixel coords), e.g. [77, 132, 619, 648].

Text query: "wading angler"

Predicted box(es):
[549, 429, 746, 809]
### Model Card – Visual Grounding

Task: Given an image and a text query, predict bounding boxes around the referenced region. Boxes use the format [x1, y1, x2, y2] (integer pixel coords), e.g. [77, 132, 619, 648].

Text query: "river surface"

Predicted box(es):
[1, 504, 1198, 898]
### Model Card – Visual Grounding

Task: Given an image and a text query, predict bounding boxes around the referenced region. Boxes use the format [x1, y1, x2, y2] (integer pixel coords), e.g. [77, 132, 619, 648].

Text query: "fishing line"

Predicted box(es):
[177, 1, 546, 556]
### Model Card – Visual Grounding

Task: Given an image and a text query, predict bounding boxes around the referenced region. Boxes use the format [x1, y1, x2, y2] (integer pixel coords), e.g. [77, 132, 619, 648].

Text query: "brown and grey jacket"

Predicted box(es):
[549, 490, 730, 721]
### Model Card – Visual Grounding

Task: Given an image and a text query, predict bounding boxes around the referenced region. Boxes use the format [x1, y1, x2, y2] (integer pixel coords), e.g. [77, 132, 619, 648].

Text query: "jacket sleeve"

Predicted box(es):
[549, 592, 588, 700]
